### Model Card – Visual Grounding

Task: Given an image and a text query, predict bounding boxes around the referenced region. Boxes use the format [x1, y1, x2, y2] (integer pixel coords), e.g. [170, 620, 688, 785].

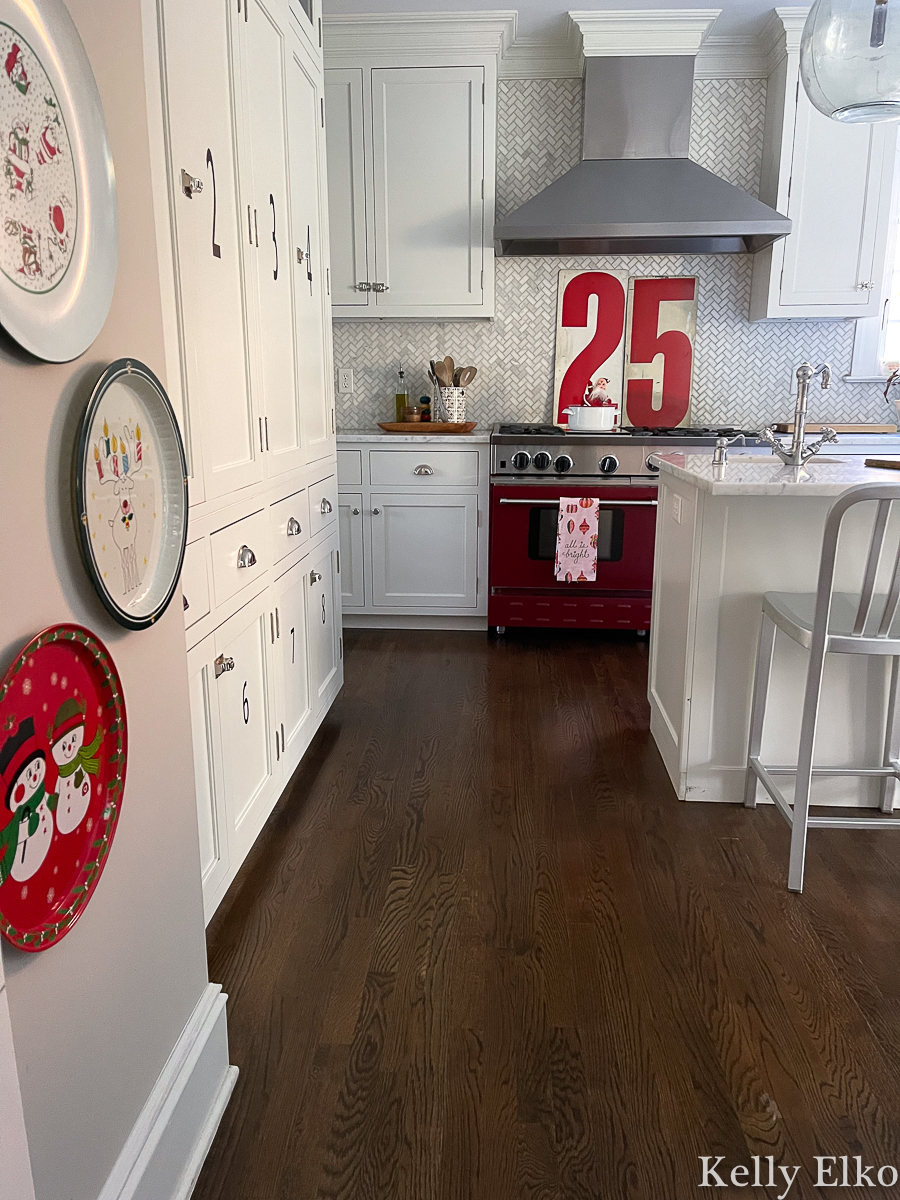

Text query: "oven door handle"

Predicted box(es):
[498, 498, 658, 507]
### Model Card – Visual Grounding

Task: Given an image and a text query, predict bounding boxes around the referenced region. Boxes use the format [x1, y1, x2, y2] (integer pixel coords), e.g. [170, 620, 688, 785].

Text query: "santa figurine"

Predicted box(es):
[0, 717, 56, 885]
[49, 698, 101, 835]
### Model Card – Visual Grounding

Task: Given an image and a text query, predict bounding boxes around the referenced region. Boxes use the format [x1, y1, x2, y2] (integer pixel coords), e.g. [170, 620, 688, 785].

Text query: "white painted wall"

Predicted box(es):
[0, 1, 211, 1197]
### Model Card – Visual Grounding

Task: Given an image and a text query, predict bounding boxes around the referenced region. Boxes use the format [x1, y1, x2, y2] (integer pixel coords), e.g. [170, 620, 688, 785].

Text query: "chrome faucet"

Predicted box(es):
[758, 362, 837, 467]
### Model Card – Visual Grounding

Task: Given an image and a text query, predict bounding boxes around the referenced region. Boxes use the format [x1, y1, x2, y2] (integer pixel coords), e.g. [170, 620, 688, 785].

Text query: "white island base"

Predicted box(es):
[649, 453, 900, 808]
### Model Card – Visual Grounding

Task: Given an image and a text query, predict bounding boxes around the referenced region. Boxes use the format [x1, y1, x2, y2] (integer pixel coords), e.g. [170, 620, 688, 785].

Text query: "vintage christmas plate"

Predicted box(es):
[75, 358, 188, 630]
[0, 624, 127, 951]
[0, 0, 117, 360]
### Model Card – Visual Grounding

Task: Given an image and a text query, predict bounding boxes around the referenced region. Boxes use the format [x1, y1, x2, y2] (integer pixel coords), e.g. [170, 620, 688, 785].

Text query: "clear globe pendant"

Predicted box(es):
[800, 0, 900, 122]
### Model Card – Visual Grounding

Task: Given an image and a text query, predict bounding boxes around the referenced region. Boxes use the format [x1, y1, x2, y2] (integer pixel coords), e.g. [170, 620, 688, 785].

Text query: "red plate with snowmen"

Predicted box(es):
[0, 624, 126, 950]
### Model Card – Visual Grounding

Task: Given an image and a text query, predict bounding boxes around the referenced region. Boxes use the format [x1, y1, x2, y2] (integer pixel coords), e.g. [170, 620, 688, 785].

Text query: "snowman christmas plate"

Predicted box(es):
[0, 0, 117, 361]
[0, 624, 127, 951]
[75, 358, 188, 630]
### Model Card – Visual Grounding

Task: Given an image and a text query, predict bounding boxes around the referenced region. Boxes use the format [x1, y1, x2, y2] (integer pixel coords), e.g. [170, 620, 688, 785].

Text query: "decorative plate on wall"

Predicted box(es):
[75, 359, 188, 630]
[0, 0, 117, 361]
[0, 624, 127, 951]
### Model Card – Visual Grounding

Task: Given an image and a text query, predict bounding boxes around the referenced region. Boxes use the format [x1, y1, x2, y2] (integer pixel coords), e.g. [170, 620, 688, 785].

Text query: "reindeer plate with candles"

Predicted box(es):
[75, 358, 188, 630]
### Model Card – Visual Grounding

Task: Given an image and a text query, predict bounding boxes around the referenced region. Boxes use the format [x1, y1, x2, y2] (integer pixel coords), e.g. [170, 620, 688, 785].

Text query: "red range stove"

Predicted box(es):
[488, 422, 763, 633]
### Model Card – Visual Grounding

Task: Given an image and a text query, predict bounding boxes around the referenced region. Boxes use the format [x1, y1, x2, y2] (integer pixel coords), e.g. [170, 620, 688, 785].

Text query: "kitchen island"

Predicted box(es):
[649, 452, 900, 807]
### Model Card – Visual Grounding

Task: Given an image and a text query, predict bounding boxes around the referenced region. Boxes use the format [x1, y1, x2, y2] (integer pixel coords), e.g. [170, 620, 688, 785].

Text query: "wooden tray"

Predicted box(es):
[377, 421, 477, 434]
[772, 422, 898, 433]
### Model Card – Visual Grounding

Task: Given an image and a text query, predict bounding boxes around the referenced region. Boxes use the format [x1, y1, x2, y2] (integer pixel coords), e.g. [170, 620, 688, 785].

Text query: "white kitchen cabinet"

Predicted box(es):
[370, 493, 478, 608]
[323, 14, 508, 319]
[156, 0, 260, 500]
[288, 0, 322, 60]
[186, 635, 230, 921]
[305, 542, 342, 708]
[338, 493, 365, 608]
[750, 11, 899, 320]
[272, 559, 314, 763]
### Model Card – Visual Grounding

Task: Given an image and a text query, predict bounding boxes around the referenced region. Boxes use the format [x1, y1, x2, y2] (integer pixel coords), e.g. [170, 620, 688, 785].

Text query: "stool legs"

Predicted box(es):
[881, 656, 900, 813]
[744, 613, 776, 808]
[787, 643, 828, 893]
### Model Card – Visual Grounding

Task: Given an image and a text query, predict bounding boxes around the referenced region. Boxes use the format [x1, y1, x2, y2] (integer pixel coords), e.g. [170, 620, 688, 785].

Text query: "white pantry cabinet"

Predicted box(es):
[750, 10, 898, 320]
[323, 13, 512, 319]
[147, 0, 343, 920]
[337, 439, 489, 625]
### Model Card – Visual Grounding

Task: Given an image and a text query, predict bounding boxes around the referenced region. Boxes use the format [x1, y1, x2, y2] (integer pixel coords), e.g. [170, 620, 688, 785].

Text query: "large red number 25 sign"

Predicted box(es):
[626, 277, 696, 428]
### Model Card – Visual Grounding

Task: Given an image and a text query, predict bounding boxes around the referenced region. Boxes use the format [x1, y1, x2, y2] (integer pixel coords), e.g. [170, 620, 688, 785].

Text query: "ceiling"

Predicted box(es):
[320, 0, 784, 42]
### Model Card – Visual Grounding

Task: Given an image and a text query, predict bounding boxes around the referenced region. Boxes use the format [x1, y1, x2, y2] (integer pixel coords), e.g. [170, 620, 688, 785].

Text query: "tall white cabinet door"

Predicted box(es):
[780, 94, 894, 309]
[186, 636, 230, 921]
[158, 0, 260, 500]
[213, 592, 279, 857]
[338, 493, 365, 608]
[370, 67, 485, 310]
[236, 0, 304, 476]
[306, 542, 341, 710]
[286, 36, 334, 465]
[369, 493, 478, 608]
[324, 68, 370, 308]
[273, 559, 314, 765]
[288, 0, 321, 58]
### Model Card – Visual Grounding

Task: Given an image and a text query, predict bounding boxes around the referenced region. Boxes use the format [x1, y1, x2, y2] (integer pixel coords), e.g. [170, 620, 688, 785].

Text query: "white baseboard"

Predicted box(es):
[342, 613, 488, 630]
[98, 983, 237, 1200]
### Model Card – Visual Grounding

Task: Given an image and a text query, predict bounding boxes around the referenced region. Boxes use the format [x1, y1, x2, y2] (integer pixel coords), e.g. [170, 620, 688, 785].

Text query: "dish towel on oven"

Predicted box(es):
[555, 497, 600, 582]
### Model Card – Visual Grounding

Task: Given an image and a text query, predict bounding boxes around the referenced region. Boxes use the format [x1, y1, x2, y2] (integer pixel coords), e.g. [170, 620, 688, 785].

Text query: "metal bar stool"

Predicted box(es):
[744, 482, 900, 892]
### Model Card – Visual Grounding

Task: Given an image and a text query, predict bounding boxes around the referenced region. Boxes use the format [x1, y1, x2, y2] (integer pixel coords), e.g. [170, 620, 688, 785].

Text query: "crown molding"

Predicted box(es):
[568, 8, 720, 57]
[500, 22, 584, 78]
[758, 6, 811, 73]
[694, 35, 769, 78]
[322, 11, 518, 61]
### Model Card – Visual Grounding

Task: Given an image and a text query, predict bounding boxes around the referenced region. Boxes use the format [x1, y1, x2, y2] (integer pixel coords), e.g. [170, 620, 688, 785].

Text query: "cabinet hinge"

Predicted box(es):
[318, 15, 322, 45]
[482, 81, 485, 105]
[321, 97, 325, 127]
[336, 549, 341, 573]
[331, 408, 335, 434]
[339, 636, 343, 659]
[326, 267, 330, 296]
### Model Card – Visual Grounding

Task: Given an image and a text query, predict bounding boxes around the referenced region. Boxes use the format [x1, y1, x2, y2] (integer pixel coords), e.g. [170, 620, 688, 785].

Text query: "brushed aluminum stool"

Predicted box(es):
[744, 482, 900, 892]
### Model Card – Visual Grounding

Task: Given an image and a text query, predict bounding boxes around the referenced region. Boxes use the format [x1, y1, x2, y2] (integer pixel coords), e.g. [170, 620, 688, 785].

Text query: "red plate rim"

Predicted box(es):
[0, 623, 127, 951]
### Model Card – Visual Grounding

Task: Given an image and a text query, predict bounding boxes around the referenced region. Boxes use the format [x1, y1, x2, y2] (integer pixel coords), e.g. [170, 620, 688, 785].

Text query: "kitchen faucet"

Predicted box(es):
[757, 362, 838, 467]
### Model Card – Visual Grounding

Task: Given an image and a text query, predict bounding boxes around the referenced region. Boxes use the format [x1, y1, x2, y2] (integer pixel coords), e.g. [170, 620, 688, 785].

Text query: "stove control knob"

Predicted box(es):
[599, 455, 619, 475]
[646, 455, 660, 472]
[511, 451, 531, 471]
[554, 454, 574, 474]
[533, 451, 552, 470]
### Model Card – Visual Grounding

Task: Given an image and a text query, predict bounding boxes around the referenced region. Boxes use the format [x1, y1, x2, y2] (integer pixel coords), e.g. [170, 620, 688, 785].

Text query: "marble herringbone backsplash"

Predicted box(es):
[333, 78, 885, 432]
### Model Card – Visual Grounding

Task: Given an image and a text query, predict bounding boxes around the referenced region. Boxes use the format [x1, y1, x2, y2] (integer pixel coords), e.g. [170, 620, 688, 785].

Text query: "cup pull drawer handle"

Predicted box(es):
[320, 497, 333, 515]
[237, 544, 257, 569]
[287, 517, 302, 537]
[214, 654, 235, 679]
[310, 569, 323, 584]
[183, 594, 189, 611]
[414, 464, 434, 476]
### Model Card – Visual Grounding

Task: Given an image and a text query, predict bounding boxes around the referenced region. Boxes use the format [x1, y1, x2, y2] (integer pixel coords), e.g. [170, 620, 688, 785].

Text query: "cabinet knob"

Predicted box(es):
[413, 464, 434, 476]
[355, 281, 372, 292]
[287, 516, 302, 537]
[352, 507, 360, 515]
[237, 544, 257, 569]
[372, 508, 381, 515]
[180, 169, 203, 198]
[214, 654, 235, 679]
[310, 569, 323, 584]
[320, 497, 333, 514]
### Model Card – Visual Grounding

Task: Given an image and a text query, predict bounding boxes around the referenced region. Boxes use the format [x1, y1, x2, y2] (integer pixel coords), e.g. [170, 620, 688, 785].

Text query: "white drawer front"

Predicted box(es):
[182, 538, 211, 629]
[337, 449, 363, 486]
[309, 474, 338, 538]
[269, 488, 309, 564]
[369, 449, 479, 487]
[209, 509, 268, 607]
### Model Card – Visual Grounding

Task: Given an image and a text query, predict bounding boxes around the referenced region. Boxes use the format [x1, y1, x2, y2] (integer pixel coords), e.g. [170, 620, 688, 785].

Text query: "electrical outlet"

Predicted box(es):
[338, 368, 354, 393]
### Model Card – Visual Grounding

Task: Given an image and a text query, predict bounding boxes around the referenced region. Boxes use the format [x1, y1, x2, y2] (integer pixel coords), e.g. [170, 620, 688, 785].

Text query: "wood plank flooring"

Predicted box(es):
[193, 629, 900, 1200]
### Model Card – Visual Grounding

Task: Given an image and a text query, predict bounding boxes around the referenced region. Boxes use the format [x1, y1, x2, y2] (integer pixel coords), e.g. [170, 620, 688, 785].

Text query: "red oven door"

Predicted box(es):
[489, 483, 657, 592]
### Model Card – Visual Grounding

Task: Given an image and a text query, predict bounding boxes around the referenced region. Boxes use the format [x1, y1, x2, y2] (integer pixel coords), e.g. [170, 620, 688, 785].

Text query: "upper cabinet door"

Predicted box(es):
[158, 0, 260, 500]
[779, 92, 894, 310]
[286, 36, 334, 464]
[324, 68, 370, 308]
[288, 0, 322, 61]
[235, 0, 304, 477]
[370, 67, 485, 312]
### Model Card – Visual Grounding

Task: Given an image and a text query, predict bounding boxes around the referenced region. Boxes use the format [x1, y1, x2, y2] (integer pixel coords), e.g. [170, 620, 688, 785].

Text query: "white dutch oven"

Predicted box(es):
[564, 405, 619, 431]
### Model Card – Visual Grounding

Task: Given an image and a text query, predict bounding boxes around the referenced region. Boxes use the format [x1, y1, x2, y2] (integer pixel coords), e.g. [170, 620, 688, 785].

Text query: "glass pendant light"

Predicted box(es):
[800, 0, 900, 122]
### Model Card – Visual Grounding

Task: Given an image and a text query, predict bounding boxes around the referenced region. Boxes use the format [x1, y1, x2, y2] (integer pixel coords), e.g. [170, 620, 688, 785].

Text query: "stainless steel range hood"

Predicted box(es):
[495, 55, 792, 256]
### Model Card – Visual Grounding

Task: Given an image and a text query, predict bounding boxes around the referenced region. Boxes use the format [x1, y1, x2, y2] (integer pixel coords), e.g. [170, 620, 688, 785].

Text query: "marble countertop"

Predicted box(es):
[654, 451, 900, 496]
[337, 428, 491, 444]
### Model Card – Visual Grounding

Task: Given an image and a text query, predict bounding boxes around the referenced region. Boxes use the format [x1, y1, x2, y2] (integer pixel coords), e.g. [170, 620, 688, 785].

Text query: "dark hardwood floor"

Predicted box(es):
[193, 629, 900, 1200]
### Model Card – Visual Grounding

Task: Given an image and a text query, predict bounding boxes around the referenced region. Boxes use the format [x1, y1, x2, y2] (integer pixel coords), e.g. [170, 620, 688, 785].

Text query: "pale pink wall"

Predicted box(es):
[0, 0, 210, 1196]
